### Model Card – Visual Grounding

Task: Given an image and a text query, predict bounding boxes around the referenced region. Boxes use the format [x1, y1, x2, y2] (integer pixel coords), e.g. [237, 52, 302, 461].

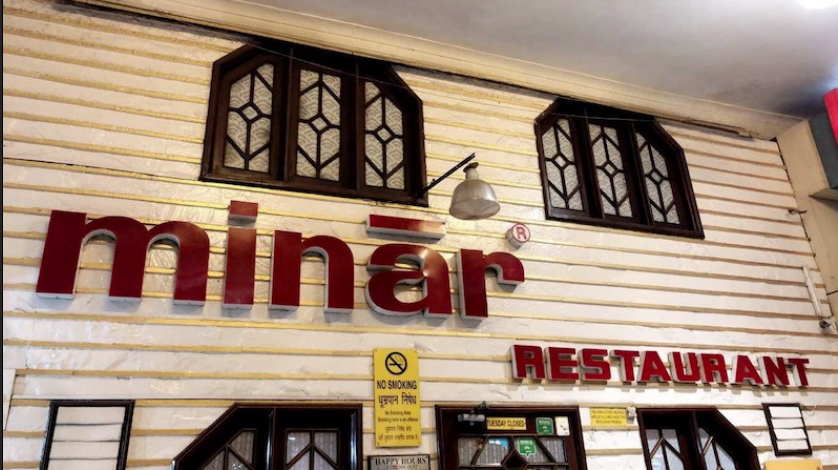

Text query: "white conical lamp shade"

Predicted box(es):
[449, 163, 500, 220]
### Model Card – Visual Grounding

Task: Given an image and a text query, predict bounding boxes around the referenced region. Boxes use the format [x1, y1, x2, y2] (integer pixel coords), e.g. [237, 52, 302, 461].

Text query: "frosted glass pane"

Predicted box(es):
[287, 432, 310, 463]
[540, 120, 582, 211]
[297, 70, 342, 181]
[315, 453, 336, 470]
[224, 64, 273, 174]
[289, 452, 310, 470]
[364, 81, 405, 190]
[590, 124, 631, 217]
[662, 429, 680, 452]
[228, 454, 247, 470]
[202, 452, 224, 470]
[231, 431, 254, 463]
[540, 437, 566, 462]
[638, 132, 679, 224]
[476, 437, 509, 464]
[315, 432, 338, 461]
[457, 438, 480, 466]
[717, 444, 735, 470]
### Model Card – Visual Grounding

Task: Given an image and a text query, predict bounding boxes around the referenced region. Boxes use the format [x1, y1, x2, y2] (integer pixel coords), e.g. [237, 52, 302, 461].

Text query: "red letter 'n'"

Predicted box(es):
[270, 231, 354, 313]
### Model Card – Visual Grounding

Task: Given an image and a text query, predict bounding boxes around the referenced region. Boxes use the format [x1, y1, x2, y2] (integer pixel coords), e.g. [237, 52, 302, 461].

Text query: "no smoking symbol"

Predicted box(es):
[385, 352, 408, 375]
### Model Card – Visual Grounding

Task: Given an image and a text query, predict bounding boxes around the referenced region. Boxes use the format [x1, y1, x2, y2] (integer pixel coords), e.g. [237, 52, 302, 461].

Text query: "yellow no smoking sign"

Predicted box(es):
[374, 349, 421, 447]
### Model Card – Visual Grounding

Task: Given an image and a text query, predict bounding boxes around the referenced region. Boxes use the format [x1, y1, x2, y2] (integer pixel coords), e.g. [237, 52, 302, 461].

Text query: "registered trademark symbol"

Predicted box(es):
[385, 352, 408, 375]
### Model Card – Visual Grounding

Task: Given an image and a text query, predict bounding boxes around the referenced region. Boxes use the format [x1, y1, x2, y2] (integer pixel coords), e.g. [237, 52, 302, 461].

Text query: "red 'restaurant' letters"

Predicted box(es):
[510, 345, 810, 388]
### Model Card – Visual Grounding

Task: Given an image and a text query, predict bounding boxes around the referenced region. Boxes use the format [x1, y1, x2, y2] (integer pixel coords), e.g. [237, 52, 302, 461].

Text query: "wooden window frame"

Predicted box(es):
[534, 98, 704, 238]
[435, 405, 588, 470]
[173, 403, 363, 470]
[40, 400, 135, 470]
[762, 403, 813, 457]
[637, 408, 759, 470]
[201, 41, 427, 206]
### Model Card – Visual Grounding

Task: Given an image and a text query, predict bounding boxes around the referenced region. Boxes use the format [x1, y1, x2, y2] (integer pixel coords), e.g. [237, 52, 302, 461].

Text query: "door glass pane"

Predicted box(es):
[540, 437, 567, 462]
[230, 431, 255, 464]
[315, 432, 338, 461]
[476, 437, 510, 465]
[458, 437, 481, 465]
[201, 452, 224, 470]
[288, 451, 310, 470]
[287, 432, 311, 463]
[315, 452, 336, 470]
[228, 454, 248, 470]
[661, 429, 681, 452]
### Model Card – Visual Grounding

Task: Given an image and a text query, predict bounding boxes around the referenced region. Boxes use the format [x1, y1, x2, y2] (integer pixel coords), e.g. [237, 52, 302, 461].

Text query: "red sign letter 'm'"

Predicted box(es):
[36, 210, 210, 304]
[457, 249, 525, 319]
[270, 231, 355, 313]
[366, 244, 452, 316]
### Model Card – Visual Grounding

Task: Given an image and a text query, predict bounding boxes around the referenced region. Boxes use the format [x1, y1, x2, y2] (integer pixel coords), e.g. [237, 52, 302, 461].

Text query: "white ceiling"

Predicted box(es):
[246, 0, 838, 118]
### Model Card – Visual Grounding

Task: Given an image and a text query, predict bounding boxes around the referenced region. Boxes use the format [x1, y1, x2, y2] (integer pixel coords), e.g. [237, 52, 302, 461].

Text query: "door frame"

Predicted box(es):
[435, 405, 588, 470]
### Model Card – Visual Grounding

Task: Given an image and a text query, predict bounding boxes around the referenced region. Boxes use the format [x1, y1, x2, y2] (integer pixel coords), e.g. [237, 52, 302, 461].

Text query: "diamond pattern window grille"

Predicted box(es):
[534, 97, 702, 238]
[202, 45, 425, 205]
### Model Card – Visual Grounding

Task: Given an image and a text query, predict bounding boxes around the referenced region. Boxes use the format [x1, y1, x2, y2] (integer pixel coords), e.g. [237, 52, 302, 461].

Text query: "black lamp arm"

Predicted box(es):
[412, 153, 475, 200]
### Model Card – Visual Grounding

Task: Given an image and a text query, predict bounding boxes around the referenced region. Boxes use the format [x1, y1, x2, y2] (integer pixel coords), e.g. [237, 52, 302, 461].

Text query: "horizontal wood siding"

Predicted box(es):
[2, 0, 836, 468]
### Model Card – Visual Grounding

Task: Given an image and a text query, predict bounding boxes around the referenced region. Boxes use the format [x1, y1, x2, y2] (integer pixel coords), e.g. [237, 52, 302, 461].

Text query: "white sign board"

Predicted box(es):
[369, 455, 431, 470]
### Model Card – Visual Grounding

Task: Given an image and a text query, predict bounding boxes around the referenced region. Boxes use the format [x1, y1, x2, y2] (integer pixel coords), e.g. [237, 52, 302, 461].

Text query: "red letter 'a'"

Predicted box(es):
[270, 231, 354, 313]
[36, 210, 210, 304]
[366, 244, 452, 317]
[456, 249, 525, 319]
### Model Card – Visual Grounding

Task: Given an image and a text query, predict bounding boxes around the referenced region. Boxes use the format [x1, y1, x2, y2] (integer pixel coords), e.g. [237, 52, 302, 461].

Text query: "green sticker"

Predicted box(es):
[536, 417, 554, 435]
[517, 437, 537, 456]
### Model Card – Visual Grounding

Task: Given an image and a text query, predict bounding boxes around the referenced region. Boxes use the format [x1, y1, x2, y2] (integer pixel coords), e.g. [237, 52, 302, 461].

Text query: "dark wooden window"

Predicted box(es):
[534, 98, 703, 238]
[202, 42, 427, 205]
[436, 406, 587, 470]
[41, 400, 135, 470]
[762, 403, 812, 456]
[173, 404, 362, 470]
[638, 409, 758, 470]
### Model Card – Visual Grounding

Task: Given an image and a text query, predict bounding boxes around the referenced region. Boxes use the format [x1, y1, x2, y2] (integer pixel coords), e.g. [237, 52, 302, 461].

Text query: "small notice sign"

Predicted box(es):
[517, 437, 537, 456]
[589, 408, 628, 428]
[486, 417, 527, 430]
[369, 454, 431, 470]
[765, 460, 822, 470]
[374, 349, 421, 447]
[536, 417, 554, 435]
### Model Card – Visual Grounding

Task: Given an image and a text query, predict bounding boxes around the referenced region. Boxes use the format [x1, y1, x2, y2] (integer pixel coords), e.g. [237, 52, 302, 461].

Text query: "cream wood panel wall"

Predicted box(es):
[2, 0, 837, 468]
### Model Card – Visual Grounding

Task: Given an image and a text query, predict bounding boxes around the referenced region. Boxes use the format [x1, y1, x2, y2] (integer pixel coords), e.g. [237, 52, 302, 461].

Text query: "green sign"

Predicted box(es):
[517, 437, 537, 456]
[536, 417, 554, 435]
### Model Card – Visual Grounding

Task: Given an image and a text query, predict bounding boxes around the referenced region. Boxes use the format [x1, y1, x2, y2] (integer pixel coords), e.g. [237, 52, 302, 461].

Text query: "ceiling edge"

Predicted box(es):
[84, 0, 802, 139]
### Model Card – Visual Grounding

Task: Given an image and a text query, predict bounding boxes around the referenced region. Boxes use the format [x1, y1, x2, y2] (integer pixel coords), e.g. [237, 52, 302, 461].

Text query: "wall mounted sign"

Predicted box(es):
[366, 215, 446, 240]
[35, 207, 525, 319]
[374, 349, 421, 447]
[505, 223, 530, 248]
[589, 408, 628, 429]
[511, 345, 810, 388]
[765, 460, 822, 470]
[516, 437, 537, 456]
[535, 417, 554, 435]
[369, 454, 431, 470]
[486, 417, 527, 430]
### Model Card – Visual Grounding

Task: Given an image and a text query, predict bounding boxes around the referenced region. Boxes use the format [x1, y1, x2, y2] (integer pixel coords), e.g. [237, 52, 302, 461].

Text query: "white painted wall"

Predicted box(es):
[2, 0, 836, 468]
